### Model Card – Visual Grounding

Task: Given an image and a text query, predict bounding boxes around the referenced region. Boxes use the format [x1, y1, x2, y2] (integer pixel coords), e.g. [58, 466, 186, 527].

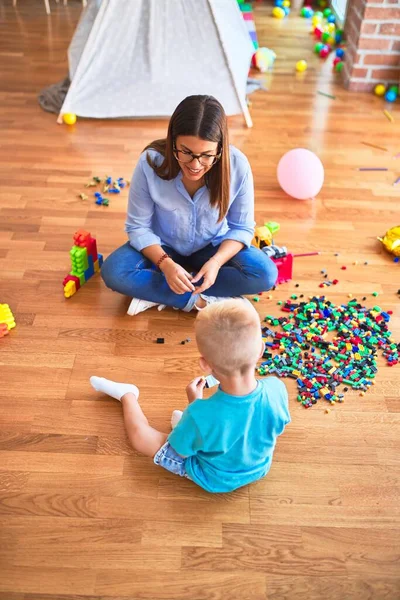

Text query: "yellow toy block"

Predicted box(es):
[0, 303, 16, 331]
[94, 259, 100, 273]
[64, 280, 77, 298]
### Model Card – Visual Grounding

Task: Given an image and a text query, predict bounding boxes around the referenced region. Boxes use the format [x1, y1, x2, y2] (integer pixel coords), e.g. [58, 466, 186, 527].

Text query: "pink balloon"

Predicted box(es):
[277, 148, 324, 200]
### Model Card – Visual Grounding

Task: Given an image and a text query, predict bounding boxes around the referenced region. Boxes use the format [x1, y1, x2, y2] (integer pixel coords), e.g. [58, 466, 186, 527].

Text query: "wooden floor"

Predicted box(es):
[1, 1, 400, 598]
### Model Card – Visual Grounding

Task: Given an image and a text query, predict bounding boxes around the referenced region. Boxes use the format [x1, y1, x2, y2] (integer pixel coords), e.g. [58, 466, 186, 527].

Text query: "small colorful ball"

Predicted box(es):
[327, 23, 336, 34]
[314, 11, 324, 18]
[296, 59, 308, 72]
[389, 85, 399, 95]
[335, 32, 343, 44]
[314, 26, 323, 39]
[327, 14, 336, 23]
[336, 48, 345, 58]
[321, 31, 331, 43]
[314, 42, 324, 53]
[275, 0, 284, 6]
[312, 15, 321, 27]
[323, 8, 332, 17]
[385, 89, 397, 102]
[63, 113, 77, 125]
[282, 0, 291, 7]
[374, 83, 386, 97]
[333, 56, 341, 66]
[335, 61, 344, 72]
[284, 6, 290, 15]
[272, 6, 286, 18]
[319, 45, 330, 58]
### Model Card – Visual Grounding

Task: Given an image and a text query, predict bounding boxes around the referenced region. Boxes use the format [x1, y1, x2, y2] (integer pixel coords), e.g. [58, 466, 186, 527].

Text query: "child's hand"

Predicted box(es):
[186, 377, 206, 403]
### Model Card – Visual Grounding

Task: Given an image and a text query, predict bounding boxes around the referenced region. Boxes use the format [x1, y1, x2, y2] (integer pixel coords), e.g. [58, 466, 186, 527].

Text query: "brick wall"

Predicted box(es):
[343, 0, 400, 92]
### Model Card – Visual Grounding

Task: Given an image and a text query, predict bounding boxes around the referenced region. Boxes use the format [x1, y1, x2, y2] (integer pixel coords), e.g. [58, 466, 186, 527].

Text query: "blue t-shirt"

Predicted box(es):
[168, 377, 290, 493]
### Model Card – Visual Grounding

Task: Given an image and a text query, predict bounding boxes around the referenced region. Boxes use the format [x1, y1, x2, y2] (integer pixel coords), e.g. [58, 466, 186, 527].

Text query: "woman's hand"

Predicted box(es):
[191, 257, 220, 295]
[186, 376, 206, 403]
[161, 259, 195, 295]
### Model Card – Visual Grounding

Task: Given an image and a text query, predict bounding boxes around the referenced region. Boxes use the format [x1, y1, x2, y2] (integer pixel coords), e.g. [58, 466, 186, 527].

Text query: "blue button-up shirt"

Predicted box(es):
[125, 145, 255, 257]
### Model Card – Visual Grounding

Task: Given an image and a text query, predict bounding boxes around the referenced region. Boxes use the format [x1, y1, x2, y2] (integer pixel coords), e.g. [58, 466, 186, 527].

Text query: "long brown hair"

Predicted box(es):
[144, 95, 230, 222]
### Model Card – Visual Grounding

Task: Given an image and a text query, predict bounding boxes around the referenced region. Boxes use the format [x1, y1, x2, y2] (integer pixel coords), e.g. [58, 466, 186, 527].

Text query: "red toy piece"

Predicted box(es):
[272, 253, 293, 284]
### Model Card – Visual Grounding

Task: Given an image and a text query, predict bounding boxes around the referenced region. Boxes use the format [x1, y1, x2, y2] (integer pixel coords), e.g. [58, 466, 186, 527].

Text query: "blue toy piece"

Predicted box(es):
[95, 197, 103, 205]
[327, 14, 336, 23]
[284, 6, 290, 15]
[274, 0, 284, 6]
[336, 48, 345, 58]
[335, 32, 343, 44]
[84, 255, 95, 281]
[385, 90, 397, 103]
[94, 192, 102, 198]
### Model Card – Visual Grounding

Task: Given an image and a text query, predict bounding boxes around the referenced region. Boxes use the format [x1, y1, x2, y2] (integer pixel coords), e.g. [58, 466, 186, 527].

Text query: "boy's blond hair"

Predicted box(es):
[195, 299, 262, 376]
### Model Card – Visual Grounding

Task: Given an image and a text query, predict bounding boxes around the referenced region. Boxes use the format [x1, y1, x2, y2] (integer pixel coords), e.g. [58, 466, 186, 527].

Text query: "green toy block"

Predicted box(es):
[70, 271, 86, 287]
[70, 246, 89, 273]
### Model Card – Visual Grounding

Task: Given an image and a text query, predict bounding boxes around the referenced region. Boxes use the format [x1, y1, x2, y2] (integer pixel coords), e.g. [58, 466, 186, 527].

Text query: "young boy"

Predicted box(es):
[90, 299, 290, 493]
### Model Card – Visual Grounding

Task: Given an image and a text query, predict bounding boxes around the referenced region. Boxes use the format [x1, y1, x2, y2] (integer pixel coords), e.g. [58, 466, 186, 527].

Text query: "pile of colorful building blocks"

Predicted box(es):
[62, 230, 103, 298]
[0, 303, 16, 337]
[258, 296, 399, 408]
[82, 175, 129, 207]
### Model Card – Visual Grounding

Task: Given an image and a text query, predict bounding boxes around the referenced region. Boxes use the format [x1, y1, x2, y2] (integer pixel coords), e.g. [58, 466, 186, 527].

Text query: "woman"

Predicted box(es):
[101, 95, 277, 316]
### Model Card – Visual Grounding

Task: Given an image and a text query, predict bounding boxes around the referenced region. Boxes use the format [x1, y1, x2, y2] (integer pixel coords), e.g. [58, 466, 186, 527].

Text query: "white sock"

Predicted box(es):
[90, 376, 139, 402]
[171, 410, 183, 429]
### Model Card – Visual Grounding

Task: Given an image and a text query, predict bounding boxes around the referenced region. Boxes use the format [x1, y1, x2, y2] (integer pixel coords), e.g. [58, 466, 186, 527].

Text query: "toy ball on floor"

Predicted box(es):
[335, 61, 344, 72]
[301, 6, 314, 18]
[319, 45, 330, 58]
[374, 83, 386, 97]
[296, 59, 308, 72]
[63, 113, 77, 125]
[254, 47, 277, 73]
[385, 89, 397, 103]
[378, 226, 400, 257]
[323, 8, 332, 17]
[314, 26, 323, 39]
[314, 42, 324, 53]
[277, 148, 324, 200]
[327, 14, 336, 23]
[336, 48, 345, 58]
[282, 0, 291, 7]
[275, 0, 284, 5]
[272, 6, 286, 18]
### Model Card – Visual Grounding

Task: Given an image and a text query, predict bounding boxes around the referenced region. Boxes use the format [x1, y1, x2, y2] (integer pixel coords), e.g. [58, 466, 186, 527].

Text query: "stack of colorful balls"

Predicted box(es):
[374, 83, 398, 103]
[272, 0, 291, 20]
[311, 8, 345, 66]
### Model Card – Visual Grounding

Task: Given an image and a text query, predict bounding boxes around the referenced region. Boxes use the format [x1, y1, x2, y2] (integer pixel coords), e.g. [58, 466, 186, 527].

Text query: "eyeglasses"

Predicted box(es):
[173, 146, 221, 167]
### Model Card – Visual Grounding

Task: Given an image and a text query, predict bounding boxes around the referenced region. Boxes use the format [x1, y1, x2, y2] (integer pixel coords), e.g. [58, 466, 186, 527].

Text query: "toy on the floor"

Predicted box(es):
[277, 148, 324, 200]
[0, 304, 16, 338]
[63, 229, 103, 298]
[63, 113, 77, 125]
[378, 226, 400, 257]
[295, 59, 307, 72]
[252, 221, 280, 249]
[311, 8, 345, 63]
[254, 47, 276, 72]
[259, 297, 399, 409]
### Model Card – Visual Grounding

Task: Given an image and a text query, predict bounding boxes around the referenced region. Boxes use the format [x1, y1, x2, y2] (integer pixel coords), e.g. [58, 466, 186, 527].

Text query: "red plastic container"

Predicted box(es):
[272, 253, 293, 284]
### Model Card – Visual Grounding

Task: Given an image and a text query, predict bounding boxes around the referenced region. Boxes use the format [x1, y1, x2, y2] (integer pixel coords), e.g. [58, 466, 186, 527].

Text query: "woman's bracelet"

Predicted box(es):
[157, 253, 170, 268]
[210, 256, 222, 267]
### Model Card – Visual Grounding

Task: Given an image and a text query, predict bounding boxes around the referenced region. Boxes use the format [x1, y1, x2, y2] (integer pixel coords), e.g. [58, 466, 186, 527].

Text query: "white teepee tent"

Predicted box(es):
[59, 0, 254, 126]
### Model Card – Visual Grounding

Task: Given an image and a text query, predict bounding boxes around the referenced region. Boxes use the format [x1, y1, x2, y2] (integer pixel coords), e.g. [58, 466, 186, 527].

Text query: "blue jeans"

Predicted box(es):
[153, 441, 190, 479]
[101, 241, 278, 311]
